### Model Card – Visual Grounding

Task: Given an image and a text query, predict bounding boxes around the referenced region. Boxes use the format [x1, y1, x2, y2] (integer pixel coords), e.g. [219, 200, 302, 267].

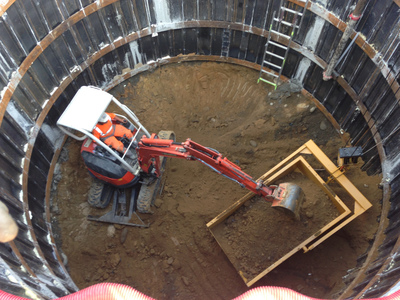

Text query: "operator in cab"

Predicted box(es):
[93, 112, 133, 154]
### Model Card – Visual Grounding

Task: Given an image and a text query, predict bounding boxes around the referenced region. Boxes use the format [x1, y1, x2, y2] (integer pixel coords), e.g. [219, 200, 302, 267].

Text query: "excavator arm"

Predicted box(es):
[137, 134, 304, 216]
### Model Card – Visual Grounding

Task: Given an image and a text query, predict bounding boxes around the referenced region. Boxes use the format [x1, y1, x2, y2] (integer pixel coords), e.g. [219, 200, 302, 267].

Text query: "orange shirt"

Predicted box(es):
[93, 113, 116, 139]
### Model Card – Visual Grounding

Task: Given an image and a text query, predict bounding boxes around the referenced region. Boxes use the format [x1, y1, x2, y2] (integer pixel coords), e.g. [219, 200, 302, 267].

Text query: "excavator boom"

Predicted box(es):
[137, 134, 304, 216]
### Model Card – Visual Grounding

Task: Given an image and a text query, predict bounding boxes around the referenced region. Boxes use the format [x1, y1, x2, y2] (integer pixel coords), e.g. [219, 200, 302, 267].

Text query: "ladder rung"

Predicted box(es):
[265, 51, 284, 60]
[274, 18, 299, 28]
[270, 30, 290, 39]
[281, 7, 303, 16]
[258, 77, 277, 86]
[269, 41, 287, 50]
[261, 70, 279, 77]
[264, 61, 282, 69]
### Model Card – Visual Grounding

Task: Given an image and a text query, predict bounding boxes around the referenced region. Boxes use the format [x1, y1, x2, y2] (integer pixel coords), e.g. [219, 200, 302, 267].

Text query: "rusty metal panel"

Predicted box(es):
[51, 36, 79, 71]
[11, 90, 40, 122]
[364, 75, 389, 111]
[1, 113, 27, 151]
[72, 68, 92, 87]
[357, 0, 393, 43]
[30, 58, 59, 94]
[84, 13, 111, 49]
[315, 22, 344, 62]
[211, 28, 223, 55]
[13, 239, 45, 269]
[18, 0, 48, 41]
[326, 0, 356, 20]
[73, 20, 97, 57]
[0, 72, 9, 94]
[4, 2, 37, 53]
[185, 28, 198, 54]
[42, 45, 70, 82]
[343, 110, 364, 137]
[361, 150, 382, 176]
[283, 49, 301, 78]
[214, 0, 227, 21]
[169, 29, 182, 56]
[90, 55, 117, 87]
[0, 152, 21, 186]
[332, 95, 355, 126]
[0, 169, 21, 200]
[250, 0, 272, 29]
[336, 45, 365, 89]
[59, 0, 81, 16]
[229, 30, 241, 58]
[234, 0, 245, 23]
[238, 31, 249, 60]
[363, 285, 392, 299]
[303, 62, 322, 92]
[197, 28, 211, 55]
[169, 0, 183, 20]
[19, 73, 49, 109]
[388, 43, 400, 70]
[226, 0, 235, 22]
[198, 0, 212, 20]
[182, 0, 197, 21]
[0, 257, 43, 298]
[322, 82, 347, 113]
[62, 30, 86, 65]
[314, 77, 337, 108]
[0, 16, 27, 66]
[380, 113, 400, 160]
[113, 2, 129, 36]
[292, 3, 315, 46]
[388, 181, 400, 217]
[133, 0, 150, 29]
[372, 92, 397, 128]
[351, 59, 376, 95]
[367, 3, 400, 51]
[112, 44, 131, 70]
[119, 0, 140, 33]
[246, 34, 264, 63]
[101, 4, 124, 40]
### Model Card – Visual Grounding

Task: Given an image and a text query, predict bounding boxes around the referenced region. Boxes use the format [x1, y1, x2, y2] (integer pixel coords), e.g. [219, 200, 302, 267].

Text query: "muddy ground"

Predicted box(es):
[52, 62, 382, 300]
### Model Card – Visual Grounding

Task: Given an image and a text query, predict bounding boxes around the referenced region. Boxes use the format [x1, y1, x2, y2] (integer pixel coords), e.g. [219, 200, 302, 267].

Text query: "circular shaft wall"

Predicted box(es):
[0, 0, 400, 299]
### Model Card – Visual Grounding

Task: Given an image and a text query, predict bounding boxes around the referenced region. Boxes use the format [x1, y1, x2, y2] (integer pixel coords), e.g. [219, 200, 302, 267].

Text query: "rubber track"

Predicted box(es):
[136, 131, 175, 213]
[88, 180, 111, 208]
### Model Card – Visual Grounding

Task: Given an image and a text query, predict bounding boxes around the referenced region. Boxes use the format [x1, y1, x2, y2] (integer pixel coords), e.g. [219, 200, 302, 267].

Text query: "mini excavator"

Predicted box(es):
[57, 86, 304, 227]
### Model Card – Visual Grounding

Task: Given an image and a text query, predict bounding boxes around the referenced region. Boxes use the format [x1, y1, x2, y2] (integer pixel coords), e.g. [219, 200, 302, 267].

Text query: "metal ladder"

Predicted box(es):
[258, 0, 309, 89]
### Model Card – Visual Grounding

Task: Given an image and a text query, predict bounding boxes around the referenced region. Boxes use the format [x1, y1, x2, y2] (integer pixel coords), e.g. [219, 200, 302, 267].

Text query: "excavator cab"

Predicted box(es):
[57, 86, 164, 226]
[57, 86, 149, 186]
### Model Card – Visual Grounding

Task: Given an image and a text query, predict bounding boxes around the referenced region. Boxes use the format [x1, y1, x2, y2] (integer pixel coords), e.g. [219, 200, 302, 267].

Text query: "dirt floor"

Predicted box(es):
[211, 171, 341, 282]
[52, 62, 383, 300]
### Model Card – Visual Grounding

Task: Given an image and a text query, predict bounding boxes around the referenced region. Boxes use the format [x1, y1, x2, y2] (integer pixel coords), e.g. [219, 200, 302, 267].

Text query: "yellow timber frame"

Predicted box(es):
[207, 139, 372, 287]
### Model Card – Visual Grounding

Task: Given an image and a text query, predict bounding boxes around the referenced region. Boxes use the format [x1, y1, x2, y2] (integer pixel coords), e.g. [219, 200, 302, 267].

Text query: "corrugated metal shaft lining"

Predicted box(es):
[0, 0, 400, 298]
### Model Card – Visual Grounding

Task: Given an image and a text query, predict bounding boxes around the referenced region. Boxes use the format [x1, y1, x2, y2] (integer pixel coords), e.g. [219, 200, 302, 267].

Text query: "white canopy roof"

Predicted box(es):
[57, 86, 113, 134]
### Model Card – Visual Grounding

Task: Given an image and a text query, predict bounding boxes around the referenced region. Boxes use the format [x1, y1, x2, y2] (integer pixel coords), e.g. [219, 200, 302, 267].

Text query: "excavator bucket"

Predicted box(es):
[270, 182, 304, 219]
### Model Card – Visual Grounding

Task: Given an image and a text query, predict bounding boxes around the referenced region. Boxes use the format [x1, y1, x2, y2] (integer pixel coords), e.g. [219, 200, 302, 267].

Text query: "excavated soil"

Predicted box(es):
[211, 171, 340, 282]
[52, 62, 382, 300]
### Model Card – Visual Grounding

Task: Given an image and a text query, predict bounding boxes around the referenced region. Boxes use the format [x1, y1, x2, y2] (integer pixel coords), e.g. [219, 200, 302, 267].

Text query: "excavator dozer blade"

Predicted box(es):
[271, 182, 304, 219]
